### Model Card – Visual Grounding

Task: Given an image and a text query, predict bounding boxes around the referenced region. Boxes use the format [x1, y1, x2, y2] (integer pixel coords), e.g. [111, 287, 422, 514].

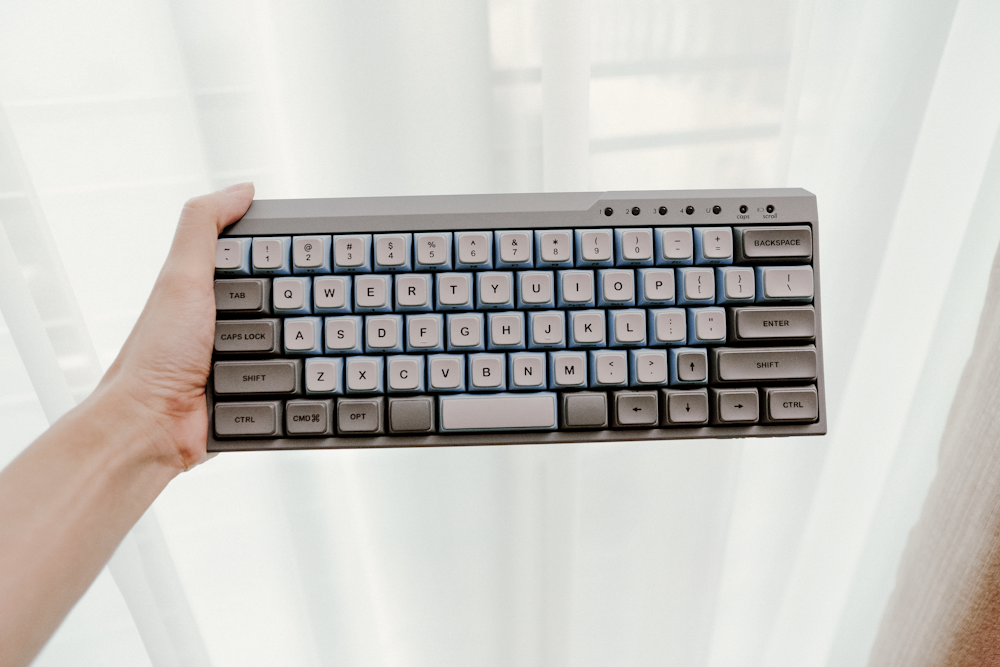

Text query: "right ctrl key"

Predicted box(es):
[763, 386, 819, 423]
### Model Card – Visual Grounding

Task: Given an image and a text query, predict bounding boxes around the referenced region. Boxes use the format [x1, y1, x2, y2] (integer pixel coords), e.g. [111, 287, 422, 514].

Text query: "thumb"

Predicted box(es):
[167, 182, 255, 277]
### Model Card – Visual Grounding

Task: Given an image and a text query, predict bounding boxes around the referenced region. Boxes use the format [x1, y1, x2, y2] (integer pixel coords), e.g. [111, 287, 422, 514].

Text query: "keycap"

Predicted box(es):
[496, 230, 533, 267]
[438, 393, 558, 432]
[488, 311, 525, 349]
[558, 270, 595, 307]
[387, 355, 425, 392]
[214, 319, 280, 354]
[324, 315, 364, 354]
[764, 386, 818, 422]
[576, 229, 614, 266]
[213, 359, 302, 395]
[333, 234, 372, 273]
[292, 236, 332, 274]
[655, 228, 693, 266]
[716, 267, 755, 304]
[688, 307, 726, 344]
[599, 269, 636, 306]
[469, 353, 506, 390]
[455, 232, 492, 269]
[388, 396, 437, 433]
[536, 230, 574, 267]
[406, 314, 444, 352]
[560, 392, 609, 429]
[677, 268, 715, 304]
[216, 238, 252, 275]
[735, 225, 812, 262]
[338, 397, 385, 434]
[518, 271, 555, 309]
[286, 399, 334, 436]
[712, 388, 759, 424]
[528, 311, 565, 348]
[374, 233, 412, 271]
[477, 272, 514, 309]
[215, 401, 283, 437]
[590, 350, 628, 386]
[355, 275, 392, 313]
[252, 237, 291, 274]
[612, 390, 658, 427]
[615, 228, 654, 266]
[215, 278, 271, 314]
[694, 227, 733, 265]
[428, 354, 466, 391]
[284, 316, 322, 355]
[670, 348, 708, 385]
[273, 277, 312, 314]
[610, 309, 646, 346]
[711, 346, 817, 383]
[437, 273, 473, 310]
[569, 310, 606, 347]
[447, 313, 485, 351]
[365, 314, 404, 353]
[508, 352, 547, 389]
[414, 232, 453, 270]
[549, 351, 587, 388]
[313, 276, 351, 313]
[305, 357, 343, 394]
[395, 274, 432, 311]
[662, 389, 709, 425]
[756, 266, 814, 302]
[345, 356, 385, 393]
[649, 308, 687, 345]
[638, 268, 675, 305]
[732, 306, 816, 341]
[629, 349, 668, 386]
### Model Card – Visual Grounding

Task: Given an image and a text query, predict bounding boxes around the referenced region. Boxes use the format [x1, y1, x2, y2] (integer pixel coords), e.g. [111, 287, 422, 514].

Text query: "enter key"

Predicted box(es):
[711, 345, 817, 383]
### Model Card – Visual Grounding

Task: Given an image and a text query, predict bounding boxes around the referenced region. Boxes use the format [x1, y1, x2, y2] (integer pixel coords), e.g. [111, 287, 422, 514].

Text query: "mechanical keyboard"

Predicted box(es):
[208, 188, 826, 451]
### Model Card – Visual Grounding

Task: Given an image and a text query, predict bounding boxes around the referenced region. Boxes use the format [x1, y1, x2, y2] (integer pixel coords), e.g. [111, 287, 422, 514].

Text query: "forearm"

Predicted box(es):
[0, 379, 181, 667]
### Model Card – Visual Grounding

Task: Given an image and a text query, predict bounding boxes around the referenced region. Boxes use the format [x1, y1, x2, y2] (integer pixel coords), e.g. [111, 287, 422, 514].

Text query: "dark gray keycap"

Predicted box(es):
[213, 359, 302, 395]
[338, 397, 385, 434]
[732, 307, 815, 341]
[214, 401, 283, 437]
[764, 386, 818, 422]
[612, 391, 658, 427]
[712, 388, 759, 424]
[215, 278, 272, 314]
[735, 225, 812, 261]
[286, 399, 334, 435]
[214, 319, 281, 354]
[561, 392, 609, 429]
[712, 346, 817, 382]
[676, 350, 707, 382]
[388, 397, 436, 434]
[661, 389, 709, 425]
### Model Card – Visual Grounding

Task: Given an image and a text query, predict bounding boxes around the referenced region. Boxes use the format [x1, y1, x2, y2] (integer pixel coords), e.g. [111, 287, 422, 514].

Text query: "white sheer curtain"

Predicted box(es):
[1, 0, 998, 665]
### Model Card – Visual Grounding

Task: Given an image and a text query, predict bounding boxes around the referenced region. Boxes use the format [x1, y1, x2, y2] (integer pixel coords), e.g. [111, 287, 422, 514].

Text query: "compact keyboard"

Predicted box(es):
[208, 188, 826, 451]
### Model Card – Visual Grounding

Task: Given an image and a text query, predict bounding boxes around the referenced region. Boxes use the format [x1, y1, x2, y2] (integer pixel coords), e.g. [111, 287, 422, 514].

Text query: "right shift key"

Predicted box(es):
[711, 345, 817, 383]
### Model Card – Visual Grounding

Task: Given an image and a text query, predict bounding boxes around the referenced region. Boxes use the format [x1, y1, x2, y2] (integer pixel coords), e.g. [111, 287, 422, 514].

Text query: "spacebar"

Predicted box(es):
[439, 392, 558, 432]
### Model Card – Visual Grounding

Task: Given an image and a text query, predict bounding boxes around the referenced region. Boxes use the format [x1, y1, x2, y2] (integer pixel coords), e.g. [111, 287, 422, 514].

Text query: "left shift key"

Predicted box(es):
[214, 359, 303, 395]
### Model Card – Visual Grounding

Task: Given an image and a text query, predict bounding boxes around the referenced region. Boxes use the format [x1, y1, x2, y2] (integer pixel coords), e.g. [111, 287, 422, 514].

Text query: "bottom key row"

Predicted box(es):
[214, 385, 818, 438]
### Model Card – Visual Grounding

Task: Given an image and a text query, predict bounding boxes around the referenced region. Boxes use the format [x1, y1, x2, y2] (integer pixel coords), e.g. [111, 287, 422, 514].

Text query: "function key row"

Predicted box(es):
[215, 225, 812, 276]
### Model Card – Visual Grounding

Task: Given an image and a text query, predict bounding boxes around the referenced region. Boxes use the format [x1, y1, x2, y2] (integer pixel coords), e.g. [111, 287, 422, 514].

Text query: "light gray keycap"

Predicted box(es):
[712, 388, 759, 423]
[662, 389, 709, 425]
[712, 346, 817, 382]
[216, 238, 248, 270]
[215, 278, 271, 314]
[338, 397, 385, 434]
[734, 306, 816, 341]
[213, 359, 302, 395]
[736, 225, 812, 261]
[388, 397, 437, 433]
[561, 392, 609, 428]
[214, 401, 283, 437]
[612, 391, 658, 427]
[439, 393, 558, 432]
[214, 319, 280, 354]
[286, 399, 334, 435]
[273, 277, 307, 310]
[581, 230, 613, 262]
[765, 386, 819, 422]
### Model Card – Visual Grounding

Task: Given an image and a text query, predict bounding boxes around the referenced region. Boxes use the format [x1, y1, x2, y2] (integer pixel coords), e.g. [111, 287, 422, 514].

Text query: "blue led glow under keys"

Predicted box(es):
[648, 308, 687, 345]
[364, 314, 404, 354]
[312, 276, 352, 313]
[387, 355, 426, 392]
[693, 227, 734, 265]
[508, 352, 548, 390]
[272, 277, 312, 315]
[517, 271, 556, 309]
[405, 313, 444, 353]
[487, 311, 526, 350]
[669, 347, 708, 386]
[428, 354, 467, 392]
[476, 272, 515, 309]
[468, 353, 508, 391]
[715, 267, 755, 304]
[654, 227, 694, 266]
[628, 348, 669, 387]
[637, 268, 675, 306]
[549, 350, 588, 388]
[687, 307, 727, 344]
[345, 355, 385, 394]
[557, 270, 595, 308]
[589, 350, 628, 387]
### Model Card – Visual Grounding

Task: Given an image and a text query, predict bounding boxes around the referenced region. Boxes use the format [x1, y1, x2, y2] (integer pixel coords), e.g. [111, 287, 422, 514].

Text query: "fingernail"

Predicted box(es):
[221, 181, 254, 193]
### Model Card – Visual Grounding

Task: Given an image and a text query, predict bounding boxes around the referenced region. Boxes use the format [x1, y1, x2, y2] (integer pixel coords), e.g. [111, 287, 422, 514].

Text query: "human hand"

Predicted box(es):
[97, 182, 254, 473]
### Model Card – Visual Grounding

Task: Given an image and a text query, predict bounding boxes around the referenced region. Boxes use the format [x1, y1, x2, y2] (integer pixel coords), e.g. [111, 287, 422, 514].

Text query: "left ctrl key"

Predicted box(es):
[214, 401, 284, 437]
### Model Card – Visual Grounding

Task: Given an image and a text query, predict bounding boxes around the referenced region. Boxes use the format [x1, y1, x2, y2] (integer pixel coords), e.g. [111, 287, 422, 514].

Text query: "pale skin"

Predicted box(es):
[0, 182, 254, 667]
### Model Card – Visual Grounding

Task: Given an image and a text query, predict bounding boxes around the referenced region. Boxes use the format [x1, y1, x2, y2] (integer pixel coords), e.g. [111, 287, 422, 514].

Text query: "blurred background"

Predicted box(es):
[2, 0, 999, 665]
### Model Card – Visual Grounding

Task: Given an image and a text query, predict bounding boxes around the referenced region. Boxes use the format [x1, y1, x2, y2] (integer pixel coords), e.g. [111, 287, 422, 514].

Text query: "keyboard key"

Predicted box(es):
[764, 386, 818, 422]
[394, 274, 432, 312]
[518, 271, 555, 309]
[569, 309, 606, 347]
[305, 357, 343, 394]
[214, 319, 280, 354]
[324, 315, 364, 355]
[637, 268, 675, 305]
[455, 232, 493, 269]
[436, 273, 474, 310]
[612, 390, 658, 427]
[576, 229, 614, 267]
[496, 230, 534, 268]
[712, 346, 817, 383]
[374, 233, 413, 271]
[732, 306, 816, 342]
[216, 238, 252, 275]
[338, 397, 385, 434]
[629, 348, 668, 386]
[355, 275, 392, 313]
[560, 392, 609, 429]
[508, 352, 547, 390]
[414, 232, 453, 270]
[273, 277, 312, 314]
[615, 228, 654, 266]
[447, 312, 485, 351]
[661, 388, 709, 425]
[387, 355, 425, 392]
[406, 314, 444, 352]
[284, 317, 322, 355]
[598, 269, 636, 306]
[609, 309, 646, 346]
[388, 396, 437, 433]
[488, 311, 525, 350]
[735, 226, 812, 262]
[648, 308, 687, 345]
[213, 359, 302, 395]
[549, 351, 587, 388]
[428, 354, 466, 391]
[469, 353, 507, 391]
[313, 276, 352, 313]
[345, 356, 385, 393]
[694, 227, 733, 265]
[557, 270, 595, 307]
[286, 399, 334, 436]
[292, 235, 332, 274]
[688, 307, 726, 344]
[716, 267, 755, 304]
[365, 314, 404, 353]
[712, 388, 759, 424]
[438, 392, 558, 432]
[215, 278, 271, 314]
[655, 228, 694, 266]
[528, 311, 566, 349]
[755, 266, 814, 302]
[535, 229, 574, 267]
[333, 234, 373, 273]
[677, 267, 716, 305]
[590, 350, 628, 386]
[477, 272, 515, 309]
[669, 348, 708, 386]
[214, 401, 283, 437]
[251, 236, 292, 274]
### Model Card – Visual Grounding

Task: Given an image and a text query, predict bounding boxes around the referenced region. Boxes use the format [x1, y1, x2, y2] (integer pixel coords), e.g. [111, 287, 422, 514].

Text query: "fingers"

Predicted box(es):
[166, 183, 255, 277]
